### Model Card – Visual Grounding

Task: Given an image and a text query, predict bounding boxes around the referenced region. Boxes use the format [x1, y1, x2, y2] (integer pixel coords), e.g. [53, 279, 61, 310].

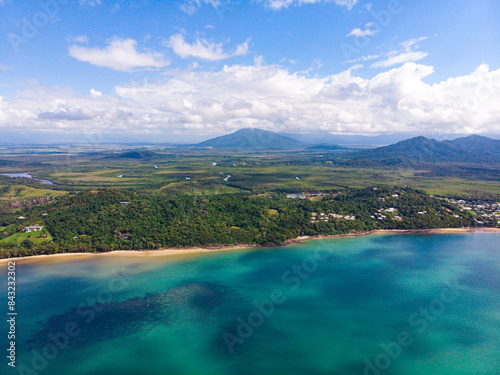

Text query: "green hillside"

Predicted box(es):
[196, 128, 306, 150]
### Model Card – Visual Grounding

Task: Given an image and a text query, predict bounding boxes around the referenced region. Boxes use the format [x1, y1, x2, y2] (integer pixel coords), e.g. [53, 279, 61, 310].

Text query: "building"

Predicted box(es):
[23, 224, 44, 233]
[287, 194, 306, 199]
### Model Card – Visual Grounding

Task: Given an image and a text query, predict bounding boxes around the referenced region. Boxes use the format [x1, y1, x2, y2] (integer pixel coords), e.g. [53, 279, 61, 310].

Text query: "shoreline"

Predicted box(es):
[1, 227, 499, 264]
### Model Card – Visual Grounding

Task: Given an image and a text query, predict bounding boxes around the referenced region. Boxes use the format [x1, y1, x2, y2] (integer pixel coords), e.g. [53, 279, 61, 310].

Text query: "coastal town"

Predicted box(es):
[441, 198, 500, 225]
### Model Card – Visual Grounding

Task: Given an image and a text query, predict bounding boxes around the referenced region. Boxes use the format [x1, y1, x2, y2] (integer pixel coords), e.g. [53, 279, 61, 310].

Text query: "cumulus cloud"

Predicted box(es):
[68, 38, 170, 72]
[90, 89, 102, 97]
[371, 37, 428, 68]
[167, 34, 250, 61]
[1, 62, 499, 137]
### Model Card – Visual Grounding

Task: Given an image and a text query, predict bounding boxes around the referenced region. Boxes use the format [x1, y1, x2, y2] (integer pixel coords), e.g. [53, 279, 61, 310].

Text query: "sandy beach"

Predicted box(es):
[1, 227, 499, 264]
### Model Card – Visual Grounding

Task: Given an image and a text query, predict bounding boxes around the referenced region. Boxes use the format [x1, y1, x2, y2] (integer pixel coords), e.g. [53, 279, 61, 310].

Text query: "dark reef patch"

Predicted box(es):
[26, 282, 228, 350]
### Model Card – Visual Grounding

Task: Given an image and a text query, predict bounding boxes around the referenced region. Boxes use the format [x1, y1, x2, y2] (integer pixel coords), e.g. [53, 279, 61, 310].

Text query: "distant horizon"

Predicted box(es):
[1, 128, 500, 147]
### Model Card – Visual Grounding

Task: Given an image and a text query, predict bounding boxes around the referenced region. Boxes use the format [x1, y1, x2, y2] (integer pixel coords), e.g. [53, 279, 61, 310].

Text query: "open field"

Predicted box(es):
[0, 146, 498, 199]
[0, 231, 52, 246]
[0, 185, 67, 201]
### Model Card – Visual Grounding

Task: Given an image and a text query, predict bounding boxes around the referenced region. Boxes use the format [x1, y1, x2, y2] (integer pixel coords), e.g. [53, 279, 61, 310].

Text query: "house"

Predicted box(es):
[120, 202, 131, 205]
[23, 224, 44, 233]
[286, 194, 306, 199]
[17, 216, 26, 220]
[305, 192, 324, 197]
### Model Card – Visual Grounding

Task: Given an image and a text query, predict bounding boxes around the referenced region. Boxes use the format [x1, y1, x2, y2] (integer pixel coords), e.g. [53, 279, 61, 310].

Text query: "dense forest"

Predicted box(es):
[0, 186, 481, 259]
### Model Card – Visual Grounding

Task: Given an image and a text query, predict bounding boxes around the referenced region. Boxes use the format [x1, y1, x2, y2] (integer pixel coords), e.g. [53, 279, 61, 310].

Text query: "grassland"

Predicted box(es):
[0, 231, 52, 246]
[0, 146, 498, 200]
[0, 185, 67, 201]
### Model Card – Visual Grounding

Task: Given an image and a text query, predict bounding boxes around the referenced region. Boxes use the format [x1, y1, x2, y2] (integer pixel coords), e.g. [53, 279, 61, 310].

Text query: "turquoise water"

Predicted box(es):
[1, 234, 500, 375]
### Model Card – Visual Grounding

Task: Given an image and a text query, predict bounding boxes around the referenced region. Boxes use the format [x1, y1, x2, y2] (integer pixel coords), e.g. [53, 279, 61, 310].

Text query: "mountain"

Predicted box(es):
[280, 132, 421, 147]
[280, 131, 500, 147]
[196, 128, 306, 150]
[445, 135, 500, 162]
[351, 135, 500, 164]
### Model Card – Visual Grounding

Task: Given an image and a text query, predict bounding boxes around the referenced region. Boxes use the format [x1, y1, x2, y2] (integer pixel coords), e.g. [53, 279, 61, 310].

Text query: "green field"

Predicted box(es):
[0, 231, 52, 246]
[1, 146, 499, 200]
[0, 185, 67, 201]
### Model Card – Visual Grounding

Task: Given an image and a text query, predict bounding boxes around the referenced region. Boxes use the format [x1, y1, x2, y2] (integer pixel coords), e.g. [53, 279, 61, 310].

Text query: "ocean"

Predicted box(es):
[1, 233, 499, 375]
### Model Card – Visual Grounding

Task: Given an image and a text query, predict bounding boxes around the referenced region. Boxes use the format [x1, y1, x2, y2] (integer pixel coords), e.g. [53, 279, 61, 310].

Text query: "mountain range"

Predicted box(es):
[195, 128, 500, 164]
[352, 134, 500, 164]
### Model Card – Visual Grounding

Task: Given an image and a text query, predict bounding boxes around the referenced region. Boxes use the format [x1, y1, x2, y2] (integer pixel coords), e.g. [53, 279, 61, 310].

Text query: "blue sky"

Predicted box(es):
[0, 0, 499, 142]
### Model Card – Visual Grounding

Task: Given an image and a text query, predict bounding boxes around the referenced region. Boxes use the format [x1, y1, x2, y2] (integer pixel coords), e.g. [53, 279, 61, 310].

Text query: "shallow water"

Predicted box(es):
[1, 234, 499, 375]
[0, 172, 54, 185]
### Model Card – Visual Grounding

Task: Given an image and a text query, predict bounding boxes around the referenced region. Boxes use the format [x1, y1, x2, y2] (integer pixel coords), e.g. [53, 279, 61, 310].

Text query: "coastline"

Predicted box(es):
[1, 227, 499, 264]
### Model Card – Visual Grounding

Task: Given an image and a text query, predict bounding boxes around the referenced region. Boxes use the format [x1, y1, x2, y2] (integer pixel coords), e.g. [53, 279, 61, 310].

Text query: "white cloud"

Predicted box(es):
[347, 23, 378, 37]
[90, 89, 102, 97]
[180, 0, 357, 12]
[1, 62, 499, 137]
[371, 37, 428, 68]
[0, 63, 12, 70]
[346, 54, 380, 64]
[263, 0, 357, 11]
[68, 38, 170, 72]
[167, 34, 250, 61]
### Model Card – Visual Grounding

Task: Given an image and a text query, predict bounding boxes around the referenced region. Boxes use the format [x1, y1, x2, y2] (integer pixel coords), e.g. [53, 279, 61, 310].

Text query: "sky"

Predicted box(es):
[0, 0, 499, 143]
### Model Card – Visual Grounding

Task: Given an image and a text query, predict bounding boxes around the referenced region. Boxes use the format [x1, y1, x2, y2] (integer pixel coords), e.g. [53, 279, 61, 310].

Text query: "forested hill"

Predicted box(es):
[196, 128, 305, 150]
[0, 187, 481, 259]
[351, 135, 500, 164]
[104, 150, 160, 160]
